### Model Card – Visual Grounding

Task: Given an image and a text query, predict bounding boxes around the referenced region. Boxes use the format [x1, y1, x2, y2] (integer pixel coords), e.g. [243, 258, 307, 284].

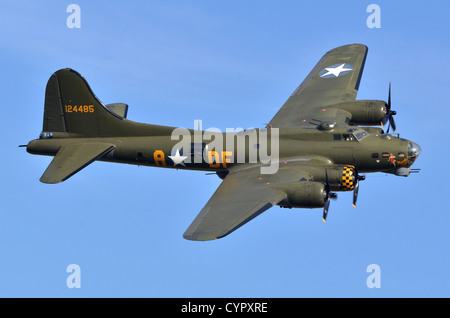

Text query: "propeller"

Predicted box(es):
[381, 83, 397, 133]
[323, 170, 338, 223]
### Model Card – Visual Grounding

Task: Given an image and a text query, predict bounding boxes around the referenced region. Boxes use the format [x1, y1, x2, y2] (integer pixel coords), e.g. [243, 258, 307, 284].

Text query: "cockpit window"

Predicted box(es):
[334, 131, 368, 142]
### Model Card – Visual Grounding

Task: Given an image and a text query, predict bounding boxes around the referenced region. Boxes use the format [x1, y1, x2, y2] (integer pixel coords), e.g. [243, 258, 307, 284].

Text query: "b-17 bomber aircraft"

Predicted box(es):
[25, 44, 421, 241]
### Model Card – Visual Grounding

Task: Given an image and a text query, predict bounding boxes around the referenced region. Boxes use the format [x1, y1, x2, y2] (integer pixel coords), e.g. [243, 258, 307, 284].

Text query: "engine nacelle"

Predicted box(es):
[276, 166, 358, 208]
[277, 182, 326, 209]
[325, 165, 357, 191]
[329, 100, 386, 126]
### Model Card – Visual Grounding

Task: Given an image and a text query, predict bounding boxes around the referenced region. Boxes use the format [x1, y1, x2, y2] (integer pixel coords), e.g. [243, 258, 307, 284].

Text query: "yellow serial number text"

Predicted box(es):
[65, 105, 95, 113]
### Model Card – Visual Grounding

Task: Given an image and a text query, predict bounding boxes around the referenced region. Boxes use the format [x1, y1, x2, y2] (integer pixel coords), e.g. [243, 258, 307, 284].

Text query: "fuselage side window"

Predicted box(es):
[334, 134, 357, 141]
[342, 134, 354, 141]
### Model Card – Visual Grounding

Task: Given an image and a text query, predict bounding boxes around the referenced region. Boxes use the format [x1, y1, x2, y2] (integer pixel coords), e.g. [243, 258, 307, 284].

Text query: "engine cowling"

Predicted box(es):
[329, 100, 386, 126]
[339, 165, 357, 191]
[277, 182, 326, 209]
[325, 165, 357, 191]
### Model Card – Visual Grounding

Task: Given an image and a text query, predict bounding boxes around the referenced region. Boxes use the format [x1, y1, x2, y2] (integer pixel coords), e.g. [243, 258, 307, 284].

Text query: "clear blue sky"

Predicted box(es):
[0, 1, 448, 297]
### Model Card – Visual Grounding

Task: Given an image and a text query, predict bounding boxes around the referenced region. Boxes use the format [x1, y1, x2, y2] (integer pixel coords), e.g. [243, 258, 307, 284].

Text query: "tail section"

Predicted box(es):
[31, 68, 178, 183]
[42, 68, 176, 137]
[43, 68, 127, 136]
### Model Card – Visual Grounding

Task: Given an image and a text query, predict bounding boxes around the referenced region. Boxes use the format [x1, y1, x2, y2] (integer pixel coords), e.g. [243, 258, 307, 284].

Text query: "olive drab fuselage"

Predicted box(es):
[27, 126, 416, 176]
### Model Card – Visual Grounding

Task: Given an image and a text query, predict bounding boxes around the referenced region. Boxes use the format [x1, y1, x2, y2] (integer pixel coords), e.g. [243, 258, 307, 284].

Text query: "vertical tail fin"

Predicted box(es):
[42, 68, 177, 138]
[43, 68, 127, 137]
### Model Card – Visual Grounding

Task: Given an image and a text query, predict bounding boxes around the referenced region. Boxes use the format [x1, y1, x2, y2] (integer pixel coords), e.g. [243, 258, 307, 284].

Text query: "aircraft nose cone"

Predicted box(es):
[408, 141, 421, 162]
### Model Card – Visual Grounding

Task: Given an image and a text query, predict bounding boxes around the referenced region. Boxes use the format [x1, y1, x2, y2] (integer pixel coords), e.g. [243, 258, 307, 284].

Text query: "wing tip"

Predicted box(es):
[183, 232, 219, 242]
[39, 177, 63, 184]
[327, 43, 368, 54]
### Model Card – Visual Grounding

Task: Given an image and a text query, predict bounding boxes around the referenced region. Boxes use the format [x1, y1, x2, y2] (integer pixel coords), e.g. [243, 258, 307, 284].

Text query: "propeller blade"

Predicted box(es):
[322, 168, 338, 222]
[323, 169, 330, 222]
[381, 111, 389, 127]
[322, 197, 330, 223]
[388, 82, 391, 109]
[352, 167, 365, 208]
[381, 83, 397, 132]
[390, 114, 397, 133]
[352, 180, 359, 207]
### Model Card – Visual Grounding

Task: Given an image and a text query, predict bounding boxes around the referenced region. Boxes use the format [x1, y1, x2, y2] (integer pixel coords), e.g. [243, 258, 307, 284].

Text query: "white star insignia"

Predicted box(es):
[169, 149, 188, 167]
[320, 63, 353, 78]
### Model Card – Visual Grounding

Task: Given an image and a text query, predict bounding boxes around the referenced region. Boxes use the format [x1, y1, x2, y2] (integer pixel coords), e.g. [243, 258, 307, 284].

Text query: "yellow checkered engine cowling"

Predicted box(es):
[341, 165, 356, 191]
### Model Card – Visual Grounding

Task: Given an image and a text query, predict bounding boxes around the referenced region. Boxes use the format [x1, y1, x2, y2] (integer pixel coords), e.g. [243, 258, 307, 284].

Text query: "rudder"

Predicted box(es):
[43, 71, 66, 133]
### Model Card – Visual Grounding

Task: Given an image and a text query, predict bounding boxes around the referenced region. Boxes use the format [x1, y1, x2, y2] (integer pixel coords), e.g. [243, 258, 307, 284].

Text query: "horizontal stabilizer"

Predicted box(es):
[40, 143, 115, 184]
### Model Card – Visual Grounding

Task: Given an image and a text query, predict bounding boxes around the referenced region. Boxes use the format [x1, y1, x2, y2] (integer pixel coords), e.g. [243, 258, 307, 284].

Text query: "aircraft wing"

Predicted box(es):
[183, 163, 315, 241]
[268, 44, 368, 128]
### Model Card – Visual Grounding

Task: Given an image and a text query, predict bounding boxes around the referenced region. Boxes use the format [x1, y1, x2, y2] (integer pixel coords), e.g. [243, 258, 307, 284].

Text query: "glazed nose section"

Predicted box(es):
[408, 141, 421, 163]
